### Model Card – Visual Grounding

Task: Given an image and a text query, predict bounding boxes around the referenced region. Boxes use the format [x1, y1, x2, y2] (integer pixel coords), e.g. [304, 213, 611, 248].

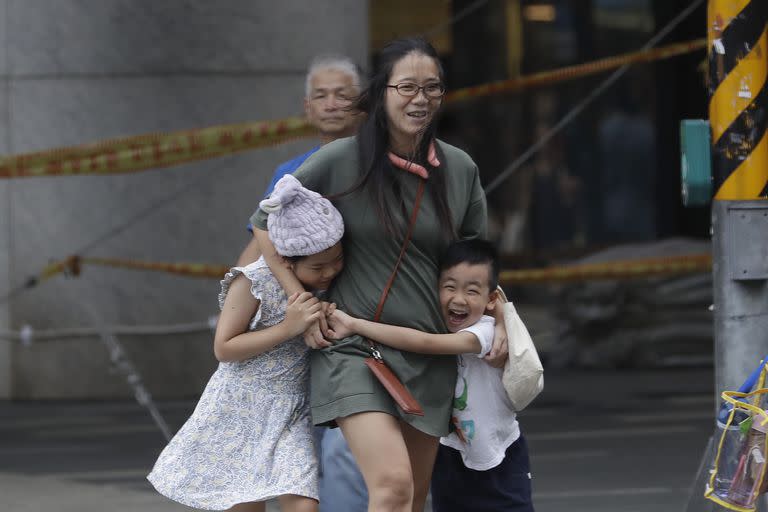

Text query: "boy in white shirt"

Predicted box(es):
[328, 239, 534, 511]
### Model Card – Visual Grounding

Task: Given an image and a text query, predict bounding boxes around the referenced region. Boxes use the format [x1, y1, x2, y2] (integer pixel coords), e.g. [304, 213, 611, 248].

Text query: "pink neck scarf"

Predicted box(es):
[387, 141, 441, 179]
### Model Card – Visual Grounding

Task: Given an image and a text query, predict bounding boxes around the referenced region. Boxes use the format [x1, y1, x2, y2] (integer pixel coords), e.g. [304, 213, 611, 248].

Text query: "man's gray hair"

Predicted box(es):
[305, 55, 362, 97]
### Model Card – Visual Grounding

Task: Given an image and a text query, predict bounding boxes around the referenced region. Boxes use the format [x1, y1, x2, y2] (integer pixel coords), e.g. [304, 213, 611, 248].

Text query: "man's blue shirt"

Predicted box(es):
[264, 146, 321, 197]
[247, 146, 320, 232]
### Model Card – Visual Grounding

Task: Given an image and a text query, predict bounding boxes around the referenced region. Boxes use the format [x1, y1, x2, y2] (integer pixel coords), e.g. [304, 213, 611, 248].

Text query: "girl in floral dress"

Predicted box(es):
[148, 175, 345, 512]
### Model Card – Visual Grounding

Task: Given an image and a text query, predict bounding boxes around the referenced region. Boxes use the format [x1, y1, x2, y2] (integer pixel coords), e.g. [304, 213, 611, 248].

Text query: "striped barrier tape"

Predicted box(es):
[499, 253, 712, 284]
[33, 253, 713, 284]
[0, 39, 706, 179]
[0, 118, 314, 178]
[445, 38, 707, 103]
[81, 257, 230, 279]
[9, 256, 83, 296]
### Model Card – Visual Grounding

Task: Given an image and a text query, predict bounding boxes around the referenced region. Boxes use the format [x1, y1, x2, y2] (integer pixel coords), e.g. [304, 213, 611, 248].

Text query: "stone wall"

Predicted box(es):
[0, 0, 368, 398]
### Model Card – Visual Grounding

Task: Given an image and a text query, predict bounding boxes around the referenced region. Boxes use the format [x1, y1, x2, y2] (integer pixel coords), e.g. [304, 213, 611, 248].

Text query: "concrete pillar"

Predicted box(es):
[712, 201, 768, 395]
[0, 0, 11, 399]
[0, 187, 10, 399]
[1, 0, 367, 398]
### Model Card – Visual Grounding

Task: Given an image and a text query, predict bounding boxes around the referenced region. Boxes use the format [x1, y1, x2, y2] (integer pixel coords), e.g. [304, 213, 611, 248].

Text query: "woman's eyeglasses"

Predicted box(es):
[386, 82, 446, 98]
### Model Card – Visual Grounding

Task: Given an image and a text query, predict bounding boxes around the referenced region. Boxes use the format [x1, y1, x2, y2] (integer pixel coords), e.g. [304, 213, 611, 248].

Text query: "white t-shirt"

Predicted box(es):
[440, 315, 521, 470]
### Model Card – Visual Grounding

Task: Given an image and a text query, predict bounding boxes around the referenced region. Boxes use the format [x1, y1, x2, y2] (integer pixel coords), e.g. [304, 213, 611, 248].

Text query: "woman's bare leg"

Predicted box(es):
[277, 494, 318, 512]
[400, 421, 440, 512]
[338, 412, 413, 512]
[228, 502, 265, 512]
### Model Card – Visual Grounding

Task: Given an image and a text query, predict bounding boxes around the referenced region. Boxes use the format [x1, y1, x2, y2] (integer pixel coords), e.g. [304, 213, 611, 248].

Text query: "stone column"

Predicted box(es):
[0, 0, 11, 398]
[2, 0, 367, 398]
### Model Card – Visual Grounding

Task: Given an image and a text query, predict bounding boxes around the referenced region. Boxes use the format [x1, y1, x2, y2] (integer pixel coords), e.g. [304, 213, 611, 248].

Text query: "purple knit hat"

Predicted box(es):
[259, 174, 344, 257]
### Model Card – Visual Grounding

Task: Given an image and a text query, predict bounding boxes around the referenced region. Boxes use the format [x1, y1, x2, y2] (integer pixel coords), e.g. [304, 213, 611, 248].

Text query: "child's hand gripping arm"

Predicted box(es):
[328, 309, 482, 355]
[254, 227, 331, 349]
[214, 275, 323, 362]
[485, 286, 509, 367]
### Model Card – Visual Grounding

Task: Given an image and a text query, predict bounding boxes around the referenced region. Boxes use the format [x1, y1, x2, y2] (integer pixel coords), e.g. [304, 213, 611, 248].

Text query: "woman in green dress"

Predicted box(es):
[252, 38, 507, 512]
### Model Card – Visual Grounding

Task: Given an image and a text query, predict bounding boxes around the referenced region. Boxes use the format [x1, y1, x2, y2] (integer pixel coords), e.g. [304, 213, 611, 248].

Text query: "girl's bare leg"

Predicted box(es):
[338, 412, 413, 512]
[277, 494, 318, 512]
[400, 421, 440, 512]
[228, 502, 265, 512]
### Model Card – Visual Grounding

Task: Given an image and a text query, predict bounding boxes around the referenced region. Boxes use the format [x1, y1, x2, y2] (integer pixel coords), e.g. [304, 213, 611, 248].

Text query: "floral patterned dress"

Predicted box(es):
[147, 258, 318, 510]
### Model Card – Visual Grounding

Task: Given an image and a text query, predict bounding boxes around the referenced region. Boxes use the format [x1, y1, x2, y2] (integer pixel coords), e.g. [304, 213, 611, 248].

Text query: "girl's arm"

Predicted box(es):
[253, 227, 331, 349]
[328, 309, 481, 355]
[235, 234, 262, 267]
[253, 228, 304, 296]
[214, 275, 322, 362]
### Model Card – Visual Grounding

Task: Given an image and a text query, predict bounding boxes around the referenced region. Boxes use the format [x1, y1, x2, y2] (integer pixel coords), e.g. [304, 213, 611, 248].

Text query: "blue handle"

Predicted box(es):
[738, 356, 768, 393]
[717, 356, 768, 424]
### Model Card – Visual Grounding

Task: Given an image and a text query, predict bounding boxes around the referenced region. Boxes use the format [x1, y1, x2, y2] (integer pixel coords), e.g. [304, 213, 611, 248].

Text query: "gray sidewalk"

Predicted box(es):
[0, 368, 716, 512]
[1, 473, 192, 512]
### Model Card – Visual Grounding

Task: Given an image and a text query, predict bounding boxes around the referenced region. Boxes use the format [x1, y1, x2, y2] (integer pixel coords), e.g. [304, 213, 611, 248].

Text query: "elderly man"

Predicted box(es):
[238, 55, 362, 265]
[236, 55, 369, 512]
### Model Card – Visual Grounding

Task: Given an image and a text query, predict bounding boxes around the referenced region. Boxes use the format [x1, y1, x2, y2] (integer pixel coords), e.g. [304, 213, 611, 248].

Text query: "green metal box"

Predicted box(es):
[680, 119, 712, 207]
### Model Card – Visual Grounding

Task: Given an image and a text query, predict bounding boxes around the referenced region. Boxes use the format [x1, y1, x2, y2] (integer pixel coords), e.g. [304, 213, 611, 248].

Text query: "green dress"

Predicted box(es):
[252, 136, 487, 437]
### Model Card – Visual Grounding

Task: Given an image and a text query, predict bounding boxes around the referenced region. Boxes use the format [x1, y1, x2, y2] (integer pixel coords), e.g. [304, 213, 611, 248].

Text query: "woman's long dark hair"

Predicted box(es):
[332, 37, 455, 241]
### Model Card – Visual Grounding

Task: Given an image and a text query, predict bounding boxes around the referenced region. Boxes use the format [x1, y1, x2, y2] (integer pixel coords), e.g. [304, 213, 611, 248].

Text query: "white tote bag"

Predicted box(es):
[498, 289, 544, 411]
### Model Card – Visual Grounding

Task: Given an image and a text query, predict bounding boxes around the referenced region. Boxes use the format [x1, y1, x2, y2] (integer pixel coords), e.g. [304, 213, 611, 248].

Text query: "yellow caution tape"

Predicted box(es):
[36, 253, 713, 283]
[446, 39, 707, 103]
[499, 253, 712, 284]
[0, 118, 313, 178]
[27, 256, 81, 286]
[81, 257, 230, 279]
[0, 39, 706, 179]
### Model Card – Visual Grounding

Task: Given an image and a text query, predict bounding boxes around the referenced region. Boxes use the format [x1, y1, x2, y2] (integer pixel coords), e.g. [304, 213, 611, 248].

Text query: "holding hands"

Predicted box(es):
[297, 299, 341, 349]
[285, 292, 324, 339]
[326, 308, 356, 340]
[302, 321, 333, 349]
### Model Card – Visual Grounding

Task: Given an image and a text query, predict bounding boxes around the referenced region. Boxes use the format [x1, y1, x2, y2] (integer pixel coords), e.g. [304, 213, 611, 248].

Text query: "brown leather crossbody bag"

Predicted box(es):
[363, 178, 426, 416]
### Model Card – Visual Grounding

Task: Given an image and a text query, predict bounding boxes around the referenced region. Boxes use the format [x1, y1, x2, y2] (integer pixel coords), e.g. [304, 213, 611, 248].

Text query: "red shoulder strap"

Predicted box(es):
[373, 179, 426, 323]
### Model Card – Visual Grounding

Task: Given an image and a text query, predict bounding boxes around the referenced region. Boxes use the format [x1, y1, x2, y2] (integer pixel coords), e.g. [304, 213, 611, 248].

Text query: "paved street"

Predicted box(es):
[0, 367, 716, 512]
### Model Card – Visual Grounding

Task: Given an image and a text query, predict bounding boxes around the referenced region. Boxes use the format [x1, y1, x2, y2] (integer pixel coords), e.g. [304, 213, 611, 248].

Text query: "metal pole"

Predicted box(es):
[707, 2, 768, 509]
[708, 0, 768, 396]
[687, 4, 767, 509]
[81, 302, 173, 442]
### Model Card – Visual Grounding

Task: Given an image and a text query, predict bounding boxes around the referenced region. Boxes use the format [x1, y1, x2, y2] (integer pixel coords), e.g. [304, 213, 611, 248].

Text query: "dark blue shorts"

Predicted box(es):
[430, 434, 534, 512]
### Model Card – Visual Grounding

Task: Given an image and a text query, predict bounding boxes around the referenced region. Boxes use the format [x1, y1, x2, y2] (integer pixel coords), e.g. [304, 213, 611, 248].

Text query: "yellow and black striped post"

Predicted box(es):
[704, 4, 768, 511]
[697, 5, 768, 510]
[708, 0, 768, 199]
